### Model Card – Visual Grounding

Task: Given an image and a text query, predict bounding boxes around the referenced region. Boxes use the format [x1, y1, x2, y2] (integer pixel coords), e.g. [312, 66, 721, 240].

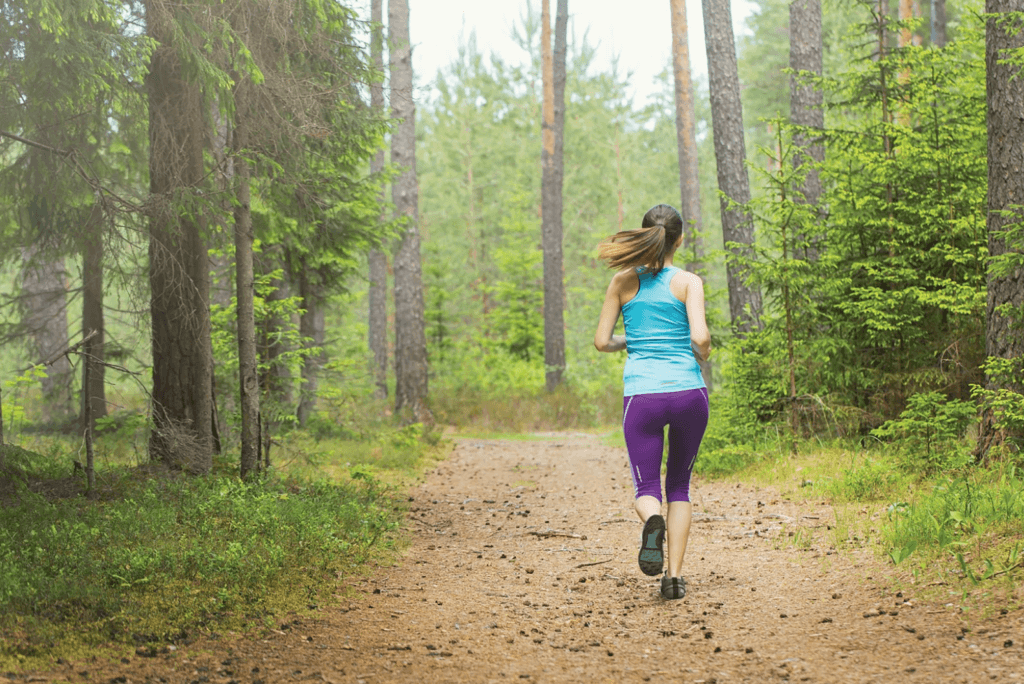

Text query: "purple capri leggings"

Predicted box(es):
[622, 388, 709, 503]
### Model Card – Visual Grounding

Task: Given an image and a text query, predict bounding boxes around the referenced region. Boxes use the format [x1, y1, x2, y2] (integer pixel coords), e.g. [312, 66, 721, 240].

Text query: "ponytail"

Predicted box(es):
[597, 204, 684, 276]
[598, 224, 670, 275]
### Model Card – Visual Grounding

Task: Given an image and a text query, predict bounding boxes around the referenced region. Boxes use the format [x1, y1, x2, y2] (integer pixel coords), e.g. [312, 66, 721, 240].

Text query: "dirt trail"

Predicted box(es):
[28, 434, 1024, 683]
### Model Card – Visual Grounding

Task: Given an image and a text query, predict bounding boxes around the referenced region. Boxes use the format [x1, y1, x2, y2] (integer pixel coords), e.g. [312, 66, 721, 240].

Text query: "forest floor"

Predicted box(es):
[18, 433, 1024, 684]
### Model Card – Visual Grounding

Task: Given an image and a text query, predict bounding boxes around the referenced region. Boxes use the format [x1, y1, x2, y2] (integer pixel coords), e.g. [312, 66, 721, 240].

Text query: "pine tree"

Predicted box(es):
[369, 0, 389, 401]
[978, 3, 1024, 457]
[146, 0, 215, 472]
[702, 0, 762, 334]
[390, 0, 430, 420]
[541, 0, 568, 391]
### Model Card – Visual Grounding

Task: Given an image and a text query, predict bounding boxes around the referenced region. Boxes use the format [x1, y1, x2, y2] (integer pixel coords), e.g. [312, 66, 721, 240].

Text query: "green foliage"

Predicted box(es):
[972, 357, 1024, 454]
[722, 7, 991, 444]
[881, 467, 1024, 575]
[483, 206, 544, 361]
[871, 392, 977, 473]
[211, 256, 316, 440]
[0, 366, 47, 436]
[0, 459, 400, 661]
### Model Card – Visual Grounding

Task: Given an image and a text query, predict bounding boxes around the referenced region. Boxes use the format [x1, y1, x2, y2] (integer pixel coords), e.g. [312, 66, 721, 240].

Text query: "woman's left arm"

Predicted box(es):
[594, 276, 627, 353]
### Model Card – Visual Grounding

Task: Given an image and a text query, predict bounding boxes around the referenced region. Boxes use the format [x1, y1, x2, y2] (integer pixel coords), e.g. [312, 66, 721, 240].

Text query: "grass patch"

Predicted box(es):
[880, 464, 1024, 603]
[0, 413, 450, 671]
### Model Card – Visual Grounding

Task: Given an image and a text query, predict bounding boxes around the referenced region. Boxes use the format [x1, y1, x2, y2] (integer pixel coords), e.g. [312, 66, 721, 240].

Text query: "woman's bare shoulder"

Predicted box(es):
[669, 269, 703, 301]
[609, 268, 639, 290]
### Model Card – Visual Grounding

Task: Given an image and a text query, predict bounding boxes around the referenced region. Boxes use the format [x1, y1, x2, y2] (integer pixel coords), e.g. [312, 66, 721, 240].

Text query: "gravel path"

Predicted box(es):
[27, 434, 1024, 683]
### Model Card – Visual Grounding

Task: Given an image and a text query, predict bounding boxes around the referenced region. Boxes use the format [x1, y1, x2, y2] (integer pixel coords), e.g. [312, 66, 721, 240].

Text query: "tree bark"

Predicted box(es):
[702, 0, 762, 334]
[670, 0, 704, 273]
[899, 0, 914, 47]
[789, 0, 825, 260]
[81, 200, 107, 433]
[979, 1, 1024, 455]
[20, 241, 73, 418]
[297, 263, 326, 427]
[233, 105, 260, 479]
[369, 0, 389, 401]
[931, 0, 947, 47]
[389, 0, 430, 421]
[146, 11, 214, 473]
[0, 384, 5, 465]
[670, 0, 712, 388]
[541, 0, 568, 392]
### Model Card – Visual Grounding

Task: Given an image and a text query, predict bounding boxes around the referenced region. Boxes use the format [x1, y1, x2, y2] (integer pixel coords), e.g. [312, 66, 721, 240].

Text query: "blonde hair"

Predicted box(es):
[598, 204, 684, 276]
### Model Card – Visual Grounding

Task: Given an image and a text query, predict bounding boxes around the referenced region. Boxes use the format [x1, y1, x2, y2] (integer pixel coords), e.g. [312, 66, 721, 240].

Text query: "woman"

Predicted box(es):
[594, 204, 710, 600]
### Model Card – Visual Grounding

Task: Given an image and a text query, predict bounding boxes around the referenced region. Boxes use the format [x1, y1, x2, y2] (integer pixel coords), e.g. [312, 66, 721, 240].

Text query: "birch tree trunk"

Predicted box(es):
[702, 0, 762, 334]
[369, 0, 389, 400]
[146, 6, 214, 472]
[979, 1, 1024, 457]
[541, 0, 568, 392]
[789, 0, 824, 260]
[389, 0, 430, 421]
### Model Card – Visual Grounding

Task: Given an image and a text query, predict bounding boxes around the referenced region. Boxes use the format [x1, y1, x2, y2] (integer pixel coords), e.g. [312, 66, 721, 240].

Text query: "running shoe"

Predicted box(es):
[661, 575, 686, 600]
[638, 514, 665, 576]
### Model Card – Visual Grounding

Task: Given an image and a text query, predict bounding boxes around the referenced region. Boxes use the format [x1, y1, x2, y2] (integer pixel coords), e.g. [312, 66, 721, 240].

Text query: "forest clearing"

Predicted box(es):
[2, 0, 1024, 680]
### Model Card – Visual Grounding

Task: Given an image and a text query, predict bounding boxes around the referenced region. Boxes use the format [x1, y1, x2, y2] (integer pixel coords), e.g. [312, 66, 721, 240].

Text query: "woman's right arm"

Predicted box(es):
[684, 273, 711, 362]
[594, 274, 627, 353]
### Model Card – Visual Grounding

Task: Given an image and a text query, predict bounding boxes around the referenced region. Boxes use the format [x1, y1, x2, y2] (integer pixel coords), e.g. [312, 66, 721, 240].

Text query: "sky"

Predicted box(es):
[402, 0, 758, 108]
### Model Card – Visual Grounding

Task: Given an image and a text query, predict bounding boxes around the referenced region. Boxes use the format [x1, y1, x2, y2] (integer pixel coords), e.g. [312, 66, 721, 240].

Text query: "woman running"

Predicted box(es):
[594, 204, 710, 600]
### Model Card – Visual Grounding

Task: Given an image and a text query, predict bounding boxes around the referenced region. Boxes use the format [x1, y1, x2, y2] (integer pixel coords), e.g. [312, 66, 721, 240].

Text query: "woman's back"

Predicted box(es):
[622, 266, 704, 395]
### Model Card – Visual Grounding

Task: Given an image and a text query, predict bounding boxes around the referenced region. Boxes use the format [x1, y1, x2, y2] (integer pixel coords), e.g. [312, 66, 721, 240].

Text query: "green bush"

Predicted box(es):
[870, 392, 976, 473]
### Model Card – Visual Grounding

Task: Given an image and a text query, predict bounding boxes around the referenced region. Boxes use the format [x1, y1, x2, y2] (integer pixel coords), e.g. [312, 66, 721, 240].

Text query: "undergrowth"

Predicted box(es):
[0, 410, 446, 670]
[677, 385, 1024, 615]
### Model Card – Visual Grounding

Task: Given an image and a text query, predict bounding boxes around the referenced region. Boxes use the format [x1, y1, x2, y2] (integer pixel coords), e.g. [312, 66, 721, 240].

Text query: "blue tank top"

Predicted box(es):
[621, 266, 705, 396]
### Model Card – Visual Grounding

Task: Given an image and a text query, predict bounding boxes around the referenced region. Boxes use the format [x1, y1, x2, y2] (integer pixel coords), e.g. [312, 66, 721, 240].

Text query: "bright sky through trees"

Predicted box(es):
[400, 0, 756, 106]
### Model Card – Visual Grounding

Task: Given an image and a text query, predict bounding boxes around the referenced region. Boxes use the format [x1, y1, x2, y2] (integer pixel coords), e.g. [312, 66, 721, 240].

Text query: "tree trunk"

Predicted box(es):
[81, 200, 107, 434]
[979, 1, 1024, 456]
[233, 108, 260, 479]
[931, 0, 947, 47]
[789, 0, 825, 261]
[0, 384, 5, 466]
[146, 13, 214, 473]
[670, 0, 704, 273]
[541, 0, 568, 392]
[702, 0, 762, 334]
[670, 0, 712, 388]
[297, 264, 326, 427]
[389, 0, 430, 421]
[20, 241, 73, 418]
[369, 0, 389, 401]
[899, 0, 914, 47]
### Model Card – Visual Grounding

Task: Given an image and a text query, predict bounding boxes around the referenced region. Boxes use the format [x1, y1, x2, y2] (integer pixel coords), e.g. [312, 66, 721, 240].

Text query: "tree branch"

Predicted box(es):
[0, 130, 145, 213]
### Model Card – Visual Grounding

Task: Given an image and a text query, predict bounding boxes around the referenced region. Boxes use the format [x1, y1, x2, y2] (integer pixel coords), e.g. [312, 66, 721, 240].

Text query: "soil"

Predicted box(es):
[16, 434, 1024, 684]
